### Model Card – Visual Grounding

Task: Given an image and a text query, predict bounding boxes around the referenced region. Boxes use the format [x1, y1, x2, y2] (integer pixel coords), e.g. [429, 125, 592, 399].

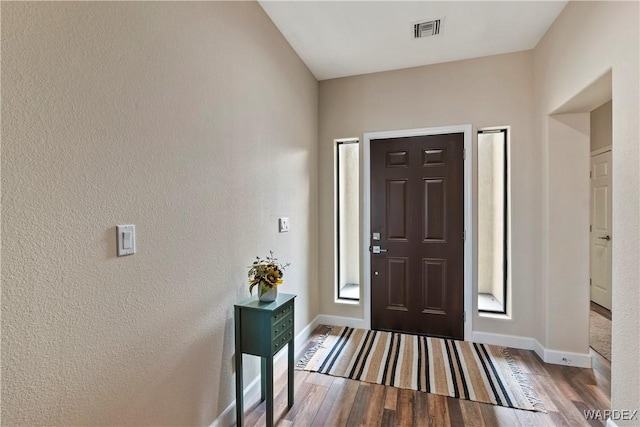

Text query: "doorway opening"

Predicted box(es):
[589, 101, 612, 362]
[548, 69, 612, 368]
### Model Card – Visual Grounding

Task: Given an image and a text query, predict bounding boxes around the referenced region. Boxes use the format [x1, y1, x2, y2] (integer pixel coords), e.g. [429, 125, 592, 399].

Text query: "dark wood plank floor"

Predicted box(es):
[240, 326, 611, 427]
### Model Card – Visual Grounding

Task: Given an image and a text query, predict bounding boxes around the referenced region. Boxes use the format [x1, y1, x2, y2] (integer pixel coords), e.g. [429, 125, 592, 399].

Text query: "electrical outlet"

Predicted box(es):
[279, 217, 289, 233]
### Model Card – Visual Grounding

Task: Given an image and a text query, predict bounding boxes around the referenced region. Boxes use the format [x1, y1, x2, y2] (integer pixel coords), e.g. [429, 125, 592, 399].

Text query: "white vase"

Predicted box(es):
[258, 285, 278, 302]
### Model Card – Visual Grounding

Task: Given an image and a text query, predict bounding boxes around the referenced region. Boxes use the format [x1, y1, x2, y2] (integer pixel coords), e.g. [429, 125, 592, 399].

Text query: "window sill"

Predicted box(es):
[478, 311, 511, 320]
[335, 298, 360, 306]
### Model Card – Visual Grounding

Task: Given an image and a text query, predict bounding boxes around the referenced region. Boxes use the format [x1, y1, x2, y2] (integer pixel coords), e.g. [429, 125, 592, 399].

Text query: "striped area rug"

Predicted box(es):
[297, 326, 545, 412]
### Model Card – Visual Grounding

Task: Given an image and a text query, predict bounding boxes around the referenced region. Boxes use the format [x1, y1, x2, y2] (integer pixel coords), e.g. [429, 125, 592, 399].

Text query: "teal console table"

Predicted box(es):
[234, 293, 296, 427]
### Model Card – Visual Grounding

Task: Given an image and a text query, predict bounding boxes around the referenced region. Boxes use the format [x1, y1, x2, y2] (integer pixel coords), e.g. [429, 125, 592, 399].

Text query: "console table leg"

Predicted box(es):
[234, 308, 244, 427]
[260, 357, 266, 401]
[266, 355, 274, 427]
[288, 340, 294, 408]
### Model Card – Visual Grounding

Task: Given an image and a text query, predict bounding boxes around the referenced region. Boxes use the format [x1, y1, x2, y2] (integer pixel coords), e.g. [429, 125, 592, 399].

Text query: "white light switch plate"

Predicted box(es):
[117, 225, 136, 256]
[279, 217, 289, 233]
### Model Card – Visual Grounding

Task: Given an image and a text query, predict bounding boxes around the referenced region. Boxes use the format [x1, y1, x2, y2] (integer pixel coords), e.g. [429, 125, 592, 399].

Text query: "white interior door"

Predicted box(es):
[590, 150, 612, 310]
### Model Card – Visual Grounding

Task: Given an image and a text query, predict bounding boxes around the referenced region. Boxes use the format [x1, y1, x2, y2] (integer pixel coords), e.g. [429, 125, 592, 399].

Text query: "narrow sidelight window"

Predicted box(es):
[336, 140, 360, 301]
[478, 129, 508, 314]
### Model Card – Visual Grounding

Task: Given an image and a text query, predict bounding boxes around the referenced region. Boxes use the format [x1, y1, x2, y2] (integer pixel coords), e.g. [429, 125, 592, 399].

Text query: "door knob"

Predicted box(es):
[598, 235, 611, 241]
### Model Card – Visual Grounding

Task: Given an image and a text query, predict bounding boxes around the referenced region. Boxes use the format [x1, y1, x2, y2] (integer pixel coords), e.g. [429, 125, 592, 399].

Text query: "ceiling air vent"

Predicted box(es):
[413, 19, 441, 39]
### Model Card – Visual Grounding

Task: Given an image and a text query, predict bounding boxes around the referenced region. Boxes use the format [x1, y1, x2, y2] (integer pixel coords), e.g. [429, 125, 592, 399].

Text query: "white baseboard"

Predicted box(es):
[533, 339, 546, 362]
[315, 314, 367, 329]
[534, 341, 592, 368]
[470, 331, 536, 350]
[542, 348, 591, 368]
[210, 374, 262, 427]
[292, 315, 322, 360]
[210, 315, 321, 427]
[470, 332, 591, 368]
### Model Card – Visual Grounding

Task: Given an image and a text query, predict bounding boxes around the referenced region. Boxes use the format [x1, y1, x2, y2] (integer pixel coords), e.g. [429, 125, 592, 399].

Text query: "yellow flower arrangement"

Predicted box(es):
[248, 251, 290, 295]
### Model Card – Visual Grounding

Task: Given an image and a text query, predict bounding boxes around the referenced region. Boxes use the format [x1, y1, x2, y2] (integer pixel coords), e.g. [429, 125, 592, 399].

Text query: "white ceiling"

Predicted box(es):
[258, 1, 568, 81]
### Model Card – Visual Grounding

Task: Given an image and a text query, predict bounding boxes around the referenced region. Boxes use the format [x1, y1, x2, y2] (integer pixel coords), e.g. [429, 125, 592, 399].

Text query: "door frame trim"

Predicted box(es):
[590, 145, 611, 157]
[362, 124, 473, 340]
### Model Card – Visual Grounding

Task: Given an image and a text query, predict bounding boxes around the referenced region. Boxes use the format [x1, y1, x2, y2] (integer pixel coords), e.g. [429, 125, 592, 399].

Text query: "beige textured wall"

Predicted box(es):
[534, 1, 639, 422]
[1, 2, 318, 425]
[590, 100, 612, 152]
[318, 51, 538, 337]
[546, 112, 591, 354]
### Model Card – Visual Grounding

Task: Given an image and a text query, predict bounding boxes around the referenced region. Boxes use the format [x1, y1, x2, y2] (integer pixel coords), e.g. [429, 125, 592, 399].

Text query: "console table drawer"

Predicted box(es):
[272, 302, 293, 323]
[272, 311, 293, 336]
[272, 327, 293, 354]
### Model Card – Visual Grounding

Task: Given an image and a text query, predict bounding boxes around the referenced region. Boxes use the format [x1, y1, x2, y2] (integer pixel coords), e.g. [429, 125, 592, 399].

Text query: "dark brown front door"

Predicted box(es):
[370, 133, 464, 339]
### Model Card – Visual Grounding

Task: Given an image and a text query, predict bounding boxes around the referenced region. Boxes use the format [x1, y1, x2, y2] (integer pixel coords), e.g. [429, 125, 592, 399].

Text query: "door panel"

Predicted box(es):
[371, 133, 464, 339]
[423, 178, 446, 241]
[387, 150, 409, 167]
[423, 148, 446, 166]
[387, 258, 409, 310]
[422, 258, 447, 314]
[386, 180, 408, 239]
[590, 151, 612, 310]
